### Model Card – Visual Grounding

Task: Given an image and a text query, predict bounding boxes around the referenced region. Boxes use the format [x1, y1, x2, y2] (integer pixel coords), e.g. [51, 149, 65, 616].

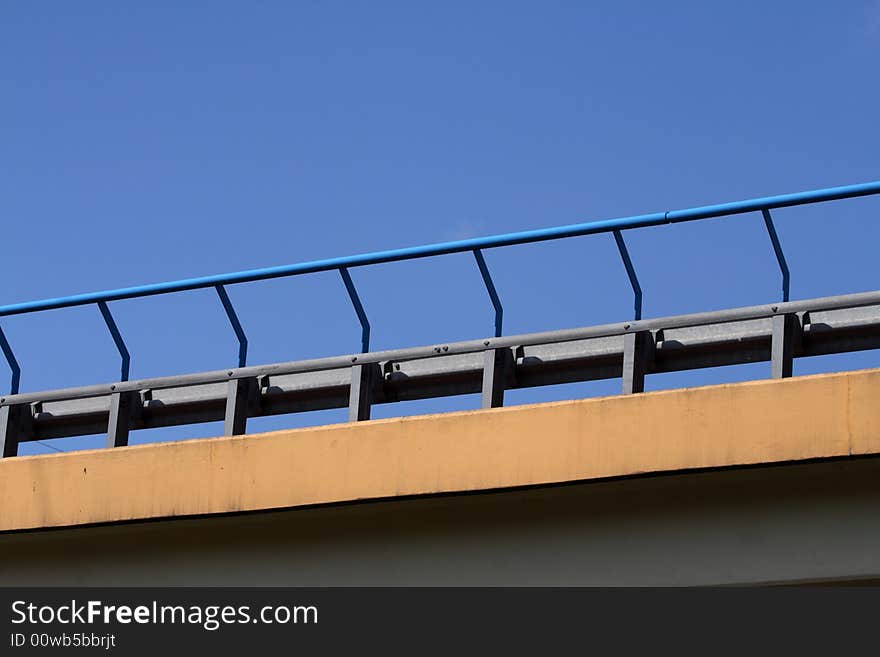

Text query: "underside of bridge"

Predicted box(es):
[2, 368, 880, 586]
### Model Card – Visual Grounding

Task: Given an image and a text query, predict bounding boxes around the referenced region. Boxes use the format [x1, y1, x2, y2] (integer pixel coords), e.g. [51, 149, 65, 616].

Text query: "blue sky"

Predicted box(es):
[2, 1, 879, 454]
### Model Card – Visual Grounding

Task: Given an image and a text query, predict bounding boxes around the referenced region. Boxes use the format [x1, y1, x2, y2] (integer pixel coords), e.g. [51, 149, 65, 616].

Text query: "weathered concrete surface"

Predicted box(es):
[1, 368, 879, 532]
[3, 458, 880, 585]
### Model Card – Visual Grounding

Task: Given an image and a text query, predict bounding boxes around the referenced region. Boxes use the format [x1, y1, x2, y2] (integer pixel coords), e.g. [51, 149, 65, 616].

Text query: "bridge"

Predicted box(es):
[2, 180, 880, 585]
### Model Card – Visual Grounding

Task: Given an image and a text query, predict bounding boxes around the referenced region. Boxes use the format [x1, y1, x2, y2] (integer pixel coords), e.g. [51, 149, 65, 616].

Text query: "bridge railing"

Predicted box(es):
[1, 179, 878, 397]
[2, 288, 880, 457]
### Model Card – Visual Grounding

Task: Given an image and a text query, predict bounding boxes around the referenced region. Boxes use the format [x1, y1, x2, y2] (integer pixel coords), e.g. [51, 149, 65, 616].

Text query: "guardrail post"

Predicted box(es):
[770, 313, 798, 379]
[107, 390, 136, 447]
[481, 346, 512, 409]
[622, 330, 654, 394]
[349, 362, 379, 421]
[0, 404, 21, 457]
[224, 377, 253, 436]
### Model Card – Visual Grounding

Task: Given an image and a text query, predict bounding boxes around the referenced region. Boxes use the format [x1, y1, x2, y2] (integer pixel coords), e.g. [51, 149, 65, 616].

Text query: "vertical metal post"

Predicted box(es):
[98, 301, 130, 382]
[622, 331, 653, 394]
[613, 231, 643, 321]
[224, 378, 252, 436]
[339, 268, 371, 354]
[107, 391, 134, 448]
[473, 250, 503, 338]
[215, 285, 248, 368]
[0, 323, 21, 395]
[348, 363, 378, 422]
[762, 209, 790, 302]
[770, 313, 797, 379]
[0, 404, 21, 457]
[480, 348, 509, 409]
[473, 247, 510, 408]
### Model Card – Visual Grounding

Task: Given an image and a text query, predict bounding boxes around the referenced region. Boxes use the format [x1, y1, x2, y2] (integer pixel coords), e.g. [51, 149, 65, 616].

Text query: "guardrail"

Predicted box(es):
[1, 179, 878, 397]
[1, 288, 879, 457]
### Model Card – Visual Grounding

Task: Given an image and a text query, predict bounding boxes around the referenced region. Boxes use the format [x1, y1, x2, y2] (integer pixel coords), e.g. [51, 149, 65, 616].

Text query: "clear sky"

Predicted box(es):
[3, 1, 879, 454]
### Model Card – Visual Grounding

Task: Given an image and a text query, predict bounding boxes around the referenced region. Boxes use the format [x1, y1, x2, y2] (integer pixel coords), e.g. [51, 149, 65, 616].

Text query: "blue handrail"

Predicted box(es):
[2, 180, 878, 317]
[0, 179, 878, 392]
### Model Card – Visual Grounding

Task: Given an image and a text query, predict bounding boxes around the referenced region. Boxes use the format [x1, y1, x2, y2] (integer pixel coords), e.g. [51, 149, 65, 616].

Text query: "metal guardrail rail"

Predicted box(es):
[0, 180, 878, 456]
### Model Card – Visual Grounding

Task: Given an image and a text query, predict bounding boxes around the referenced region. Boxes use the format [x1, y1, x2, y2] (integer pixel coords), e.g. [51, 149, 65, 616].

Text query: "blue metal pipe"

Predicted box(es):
[665, 180, 880, 221]
[1, 180, 878, 318]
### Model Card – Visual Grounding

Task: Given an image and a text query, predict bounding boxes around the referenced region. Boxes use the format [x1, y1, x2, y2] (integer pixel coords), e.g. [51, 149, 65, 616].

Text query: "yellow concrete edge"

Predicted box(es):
[2, 368, 879, 532]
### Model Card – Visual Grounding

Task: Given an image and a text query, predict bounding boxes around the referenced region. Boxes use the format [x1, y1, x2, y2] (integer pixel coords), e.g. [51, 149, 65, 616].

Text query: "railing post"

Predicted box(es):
[107, 390, 136, 447]
[0, 324, 21, 395]
[761, 209, 791, 302]
[224, 377, 253, 436]
[473, 250, 503, 338]
[481, 345, 512, 409]
[613, 230, 643, 321]
[215, 285, 248, 368]
[98, 301, 130, 382]
[622, 330, 654, 394]
[770, 313, 798, 379]
[481, 350, 503, 409]
[0, 404, 21, 457]
[349, 362, 379, 422]
[339, 268, 371, 353]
